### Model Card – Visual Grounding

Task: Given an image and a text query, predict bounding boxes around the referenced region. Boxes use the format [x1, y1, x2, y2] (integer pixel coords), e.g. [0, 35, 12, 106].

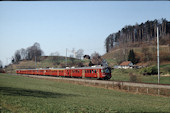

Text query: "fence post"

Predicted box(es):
[158, 89, 160, 95]
[147, 88, 149, 94]
[136, 88, 138, 93]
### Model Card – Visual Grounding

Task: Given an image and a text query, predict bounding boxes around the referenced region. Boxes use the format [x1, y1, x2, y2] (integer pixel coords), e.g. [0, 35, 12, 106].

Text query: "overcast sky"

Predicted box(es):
[0, 1, 170, 66]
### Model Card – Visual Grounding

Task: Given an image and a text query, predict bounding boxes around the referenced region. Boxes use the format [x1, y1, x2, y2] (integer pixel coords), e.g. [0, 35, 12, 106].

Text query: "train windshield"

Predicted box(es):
[104, 68, 111, 73]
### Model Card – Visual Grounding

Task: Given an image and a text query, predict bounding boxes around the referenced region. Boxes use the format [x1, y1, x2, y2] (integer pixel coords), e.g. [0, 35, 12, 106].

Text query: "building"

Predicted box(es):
[117, 61, 134, 69]
[83, 55, 90, 59]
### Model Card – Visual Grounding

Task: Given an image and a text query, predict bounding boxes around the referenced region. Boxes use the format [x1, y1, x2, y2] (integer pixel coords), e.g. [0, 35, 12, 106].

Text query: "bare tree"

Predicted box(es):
[105, 19, 170, 51]
[76, 49, 84, 59]
[50, 51, 60, 56]
[0, 60, 2, 68]
[105, 33, 116, 53]
[14, 50, 21, 63]
[20, 48, 27, 60]
[91, 52, 103, 65]
[141, 47, 152, 62]
[71, 48, 76, 58]
[50, 51, 60, 65]
[26, 42, 43, 61]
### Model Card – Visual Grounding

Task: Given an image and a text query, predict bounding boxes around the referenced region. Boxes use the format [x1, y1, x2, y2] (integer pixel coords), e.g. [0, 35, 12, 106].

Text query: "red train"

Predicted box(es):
[16, 66, 112, 80]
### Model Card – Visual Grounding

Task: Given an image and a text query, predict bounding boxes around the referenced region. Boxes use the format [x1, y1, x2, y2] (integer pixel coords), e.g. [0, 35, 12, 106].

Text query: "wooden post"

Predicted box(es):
[158, 89, 160, 95]
[136, 88, 139, 93]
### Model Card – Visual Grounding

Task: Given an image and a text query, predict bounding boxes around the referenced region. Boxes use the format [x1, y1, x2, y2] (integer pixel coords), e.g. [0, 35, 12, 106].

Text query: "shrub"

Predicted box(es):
[140, 66, 158, 75]
[161, 65, 170, 74]
[129, 73, 137, 82]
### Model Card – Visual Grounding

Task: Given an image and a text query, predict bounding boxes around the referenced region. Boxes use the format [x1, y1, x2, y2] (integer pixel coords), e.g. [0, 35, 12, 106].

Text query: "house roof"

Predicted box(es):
[120, 61, 132, 66]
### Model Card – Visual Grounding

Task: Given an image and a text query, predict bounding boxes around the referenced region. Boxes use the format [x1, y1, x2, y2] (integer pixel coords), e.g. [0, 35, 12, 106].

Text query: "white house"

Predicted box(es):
[118, 61, 133, 69]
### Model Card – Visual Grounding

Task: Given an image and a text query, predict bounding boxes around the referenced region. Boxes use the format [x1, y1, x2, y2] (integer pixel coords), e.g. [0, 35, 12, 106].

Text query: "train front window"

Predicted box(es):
[104, 68, 110, 73]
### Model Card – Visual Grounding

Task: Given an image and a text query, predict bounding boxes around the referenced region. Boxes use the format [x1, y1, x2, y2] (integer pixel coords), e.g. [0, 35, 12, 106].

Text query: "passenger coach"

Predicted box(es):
[16, 66, 112, 80]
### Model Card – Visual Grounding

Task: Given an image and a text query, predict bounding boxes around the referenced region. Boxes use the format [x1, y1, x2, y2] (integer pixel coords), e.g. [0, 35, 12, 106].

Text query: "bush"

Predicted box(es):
[161, 65, 170, 74]
[140, 66, 158, 75]
[129, 73, 137, 82]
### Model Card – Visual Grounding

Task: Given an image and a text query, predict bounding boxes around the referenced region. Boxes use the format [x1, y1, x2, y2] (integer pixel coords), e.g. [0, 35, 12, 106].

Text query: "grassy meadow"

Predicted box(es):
[0, 73, 170, 113]
[110, 69, 170, 84]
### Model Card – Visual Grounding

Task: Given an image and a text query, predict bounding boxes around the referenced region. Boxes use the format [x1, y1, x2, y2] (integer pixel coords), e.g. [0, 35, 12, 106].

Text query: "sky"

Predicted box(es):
[0, 1, 170, 66]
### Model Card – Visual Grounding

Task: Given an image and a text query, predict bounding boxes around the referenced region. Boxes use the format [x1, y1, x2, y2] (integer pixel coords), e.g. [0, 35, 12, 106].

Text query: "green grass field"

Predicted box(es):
[110, 69, 170, 84]
[0, 73, 170, 113]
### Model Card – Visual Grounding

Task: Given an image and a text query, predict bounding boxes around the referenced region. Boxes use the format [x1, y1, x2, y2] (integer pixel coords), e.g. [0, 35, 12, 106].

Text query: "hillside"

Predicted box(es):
[5, 45, 170, 73]
[5, 56, 90, 73]
[102, 45, 170, 67]
[105, 19, 170, 53]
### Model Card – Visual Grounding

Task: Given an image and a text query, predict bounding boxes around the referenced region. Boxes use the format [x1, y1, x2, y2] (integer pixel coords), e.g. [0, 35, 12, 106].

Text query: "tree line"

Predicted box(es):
[105, 18, 170, 53]
[11, 42, 106, 67]
[12, 42, 44, 63]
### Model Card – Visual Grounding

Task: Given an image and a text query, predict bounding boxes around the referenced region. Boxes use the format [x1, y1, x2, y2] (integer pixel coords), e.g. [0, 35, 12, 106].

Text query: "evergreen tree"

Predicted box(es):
[89, 61, 94, 66]
[128, 49, 138, 64]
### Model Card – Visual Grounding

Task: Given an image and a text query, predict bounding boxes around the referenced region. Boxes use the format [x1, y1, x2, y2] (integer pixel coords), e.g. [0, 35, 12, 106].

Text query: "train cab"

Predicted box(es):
[101, 67, 112, 80]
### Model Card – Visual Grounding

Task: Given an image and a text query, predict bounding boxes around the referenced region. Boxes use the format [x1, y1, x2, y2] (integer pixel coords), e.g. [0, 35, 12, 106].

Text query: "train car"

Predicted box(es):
[16, 66, 112, 80]
[0, 69, 5, 73]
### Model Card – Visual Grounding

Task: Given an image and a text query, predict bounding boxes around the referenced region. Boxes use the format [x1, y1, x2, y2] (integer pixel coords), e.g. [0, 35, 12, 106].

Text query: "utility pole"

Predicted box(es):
[35, 56, 37, 69]
[157, 26, 160, 84]
[65, 48, 67, 67]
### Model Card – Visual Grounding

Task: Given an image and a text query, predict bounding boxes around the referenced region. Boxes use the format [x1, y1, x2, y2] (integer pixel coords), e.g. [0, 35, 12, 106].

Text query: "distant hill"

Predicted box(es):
[5, 56, 90, 73]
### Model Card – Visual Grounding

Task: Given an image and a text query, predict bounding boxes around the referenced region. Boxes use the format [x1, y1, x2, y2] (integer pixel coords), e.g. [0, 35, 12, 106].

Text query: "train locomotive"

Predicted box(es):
[16, 66, 112, 80]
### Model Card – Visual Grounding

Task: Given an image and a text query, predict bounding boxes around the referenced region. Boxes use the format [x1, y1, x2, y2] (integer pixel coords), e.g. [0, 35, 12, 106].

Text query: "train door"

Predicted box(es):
[97, 69, 100, 78]
[66, 69, 70, 77]
[82, 69, 85, 78]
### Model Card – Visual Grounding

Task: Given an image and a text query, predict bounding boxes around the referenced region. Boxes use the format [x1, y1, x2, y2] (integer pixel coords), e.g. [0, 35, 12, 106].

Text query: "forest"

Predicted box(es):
[105, 18, 170, 53]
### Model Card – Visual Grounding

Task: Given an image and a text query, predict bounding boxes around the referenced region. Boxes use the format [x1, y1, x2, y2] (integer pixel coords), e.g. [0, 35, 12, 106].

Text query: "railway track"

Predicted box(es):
[17, 74, 170, 96]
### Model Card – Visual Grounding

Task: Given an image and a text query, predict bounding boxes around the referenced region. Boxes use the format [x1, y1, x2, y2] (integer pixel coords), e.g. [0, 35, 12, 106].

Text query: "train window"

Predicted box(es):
[90, 70, 91, 73]
[94, 70, 97, 73]
[101, 70, 104, 73]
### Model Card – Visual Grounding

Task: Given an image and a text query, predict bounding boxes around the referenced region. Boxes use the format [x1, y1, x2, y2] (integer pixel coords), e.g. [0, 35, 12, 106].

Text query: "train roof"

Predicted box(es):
[16, 66, 108, 70]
